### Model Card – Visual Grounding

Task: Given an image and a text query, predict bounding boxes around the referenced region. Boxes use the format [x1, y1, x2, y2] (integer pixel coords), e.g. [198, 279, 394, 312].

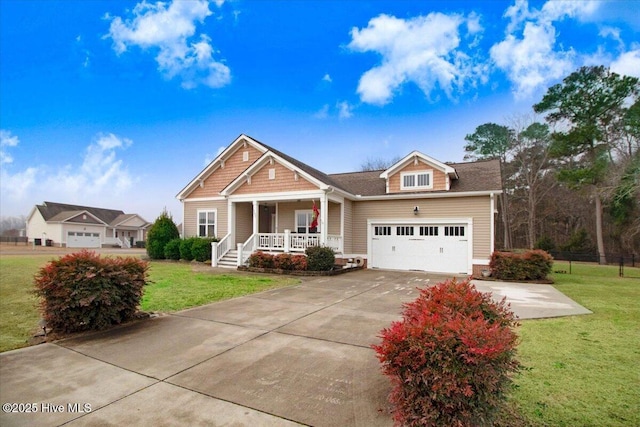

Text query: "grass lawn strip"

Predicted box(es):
[512, 261, 640, 427]
[0, 255, 297, 352]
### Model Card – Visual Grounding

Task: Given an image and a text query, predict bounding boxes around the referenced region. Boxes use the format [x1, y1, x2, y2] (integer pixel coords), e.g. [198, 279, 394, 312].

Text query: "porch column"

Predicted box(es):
[252, 200, 259, 236]
[340, 200, 345, 253]
[228, 198, 236, 245]
[320, 193, 328, 247]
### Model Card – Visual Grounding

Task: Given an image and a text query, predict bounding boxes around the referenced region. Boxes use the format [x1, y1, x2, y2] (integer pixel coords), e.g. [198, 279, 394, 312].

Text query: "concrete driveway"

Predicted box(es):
[0, 269, 591, 427]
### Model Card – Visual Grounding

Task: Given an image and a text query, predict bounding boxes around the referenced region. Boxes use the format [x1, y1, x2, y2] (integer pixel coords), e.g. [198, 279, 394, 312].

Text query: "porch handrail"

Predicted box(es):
[215, 233, 231, 262]
[104, 237, 123, 248]
[240, 233, 258, 265]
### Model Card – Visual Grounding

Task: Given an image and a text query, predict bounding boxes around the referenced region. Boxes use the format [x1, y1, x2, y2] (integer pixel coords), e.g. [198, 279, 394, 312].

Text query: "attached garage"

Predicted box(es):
[369, 220, 472, 274]
[67, 231, 101, 248]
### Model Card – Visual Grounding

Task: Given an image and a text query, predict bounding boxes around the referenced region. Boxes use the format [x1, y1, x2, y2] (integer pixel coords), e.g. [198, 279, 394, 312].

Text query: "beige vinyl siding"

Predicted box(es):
[183, 200, 228, 238]
[351, 196, 491, 259]
[235, 202, 253, 244]
[388, 160, 448, 192]
[328, 201, 341, 235]
[233, 162, 318, 195]
[276, 201, 307, 231]
[343, 199, 353, 253]
[187, 145, 262, 198]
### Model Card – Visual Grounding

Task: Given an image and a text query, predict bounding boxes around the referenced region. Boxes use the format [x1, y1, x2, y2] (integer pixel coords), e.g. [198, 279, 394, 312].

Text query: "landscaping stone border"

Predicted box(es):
[237, 265, 364, 276]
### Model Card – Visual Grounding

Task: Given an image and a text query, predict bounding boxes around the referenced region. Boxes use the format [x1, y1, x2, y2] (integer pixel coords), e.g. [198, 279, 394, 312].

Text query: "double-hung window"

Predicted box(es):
[295, 210, 319, 234]
[198, 210, 216, 237]
[401, 170, 433, 190]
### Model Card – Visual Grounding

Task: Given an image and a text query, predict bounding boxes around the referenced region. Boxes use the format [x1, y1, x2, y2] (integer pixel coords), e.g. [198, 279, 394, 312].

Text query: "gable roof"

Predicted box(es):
[109, 213, 150, 228]
[178, 134, 503, 200]
[32, 202, 149, 226]
[47, 210, 105, 224]
[328, 159, 502, 196]
[379, 151, 458, 180]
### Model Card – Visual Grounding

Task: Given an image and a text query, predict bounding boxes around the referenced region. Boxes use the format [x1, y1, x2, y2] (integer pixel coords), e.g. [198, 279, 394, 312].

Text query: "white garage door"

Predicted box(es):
[370, 223, 469, 274]
[67, 231, 101, 248]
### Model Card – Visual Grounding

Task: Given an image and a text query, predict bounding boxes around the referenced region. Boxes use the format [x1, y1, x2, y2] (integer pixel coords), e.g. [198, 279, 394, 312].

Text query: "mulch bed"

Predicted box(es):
[237, 265, 364, 276]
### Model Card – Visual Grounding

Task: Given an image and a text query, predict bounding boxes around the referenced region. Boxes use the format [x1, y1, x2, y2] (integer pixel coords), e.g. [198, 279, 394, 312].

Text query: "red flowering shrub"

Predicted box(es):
[273, 253, 294, 270]
[34, 250, 148, 333]
[490, 250, 553, 281]
[372, 278, 519, 427]
[248, 251, 275, 268]
[290, 254, 308, 271]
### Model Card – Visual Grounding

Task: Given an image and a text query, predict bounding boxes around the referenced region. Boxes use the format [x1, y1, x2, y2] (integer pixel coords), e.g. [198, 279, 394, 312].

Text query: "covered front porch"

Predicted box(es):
[213, 192, 345, 267]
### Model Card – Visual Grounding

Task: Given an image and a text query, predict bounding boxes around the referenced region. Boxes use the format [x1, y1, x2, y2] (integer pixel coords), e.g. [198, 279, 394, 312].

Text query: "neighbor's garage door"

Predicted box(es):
[67, 231, 101, 248]
[370, 223, 469, 274]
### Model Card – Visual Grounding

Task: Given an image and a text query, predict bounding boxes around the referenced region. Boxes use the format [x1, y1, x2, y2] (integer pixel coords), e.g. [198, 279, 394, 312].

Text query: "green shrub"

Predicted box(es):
[135, 241, 146, 249]
[179, 237, 198, 261]
[146, 209, 180, 260]
[534, 235, 556, 252]
[192, 237, 217, 262]
[489, 250, 553, 281]
[305, 246, 335, 271]
[248, 251, 274, 268]
[34, 250, 148, 333]
[560, 228, 594, 253]
[372, 278, 519, 427]
[164, 238, 182, 260]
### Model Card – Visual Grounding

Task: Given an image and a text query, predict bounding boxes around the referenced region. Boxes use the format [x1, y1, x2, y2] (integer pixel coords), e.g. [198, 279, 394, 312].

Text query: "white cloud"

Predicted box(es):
[490, 0, 599, 99]
[1, 130, 19, 164]
[610, 48, 640, 78]
[314, 104, 330, 119]
[337, 101, 353, 119]
[106, 0, 230, 89]
[322, 74, 332, 83]
[0, 132, 137, 214]
[348, 12, 482, 105]
[48, 133, 135, 196]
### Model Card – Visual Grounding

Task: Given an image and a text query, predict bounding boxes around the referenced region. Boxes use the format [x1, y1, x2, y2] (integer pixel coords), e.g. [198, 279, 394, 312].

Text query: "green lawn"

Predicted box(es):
[0, 255, 297, 353]
[142, 262, 298, 312]
[511, 261, 640, 426]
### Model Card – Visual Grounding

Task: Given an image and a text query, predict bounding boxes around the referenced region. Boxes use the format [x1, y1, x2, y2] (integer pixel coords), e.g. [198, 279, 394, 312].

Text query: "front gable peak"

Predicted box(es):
[380, 151, 458, 193]
[221, 151, 327, 196]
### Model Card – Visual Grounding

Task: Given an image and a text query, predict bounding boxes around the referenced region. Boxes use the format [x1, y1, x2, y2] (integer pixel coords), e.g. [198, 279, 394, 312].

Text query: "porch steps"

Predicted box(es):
[217, 250, 239, 269]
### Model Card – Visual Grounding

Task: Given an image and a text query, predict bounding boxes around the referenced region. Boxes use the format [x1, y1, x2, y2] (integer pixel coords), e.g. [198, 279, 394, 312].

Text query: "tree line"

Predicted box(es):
[464, 66, 639, 263]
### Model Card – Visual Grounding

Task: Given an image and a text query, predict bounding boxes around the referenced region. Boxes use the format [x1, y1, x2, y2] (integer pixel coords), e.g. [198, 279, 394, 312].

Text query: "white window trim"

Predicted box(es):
[400, 170, 433, 190]
[197, 209, 217, 237]
[294, 209, 321, 234]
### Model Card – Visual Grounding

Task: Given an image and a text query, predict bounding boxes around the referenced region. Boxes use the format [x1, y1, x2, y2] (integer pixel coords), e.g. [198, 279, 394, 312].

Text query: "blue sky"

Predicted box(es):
[1, 0, 639, 224]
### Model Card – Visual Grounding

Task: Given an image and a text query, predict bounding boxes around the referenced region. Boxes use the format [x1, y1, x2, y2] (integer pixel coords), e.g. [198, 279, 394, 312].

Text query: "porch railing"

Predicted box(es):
[234, 232, 343, 267]
[258, 233, 285, 250]
[239, 234, 258, 266]
[212, 233, 231, 267]
[255, 232, 342, 253]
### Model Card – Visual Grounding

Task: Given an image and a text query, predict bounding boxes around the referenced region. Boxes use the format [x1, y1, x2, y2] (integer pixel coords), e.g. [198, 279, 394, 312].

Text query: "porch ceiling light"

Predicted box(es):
[413, 206, 419, 215]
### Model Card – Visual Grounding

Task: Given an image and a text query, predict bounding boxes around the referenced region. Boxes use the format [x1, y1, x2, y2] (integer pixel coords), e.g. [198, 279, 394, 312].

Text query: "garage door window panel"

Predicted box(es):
[374, 226, 391, 236]
[396, 226, 414, 236]
[445, 226, 465, 237]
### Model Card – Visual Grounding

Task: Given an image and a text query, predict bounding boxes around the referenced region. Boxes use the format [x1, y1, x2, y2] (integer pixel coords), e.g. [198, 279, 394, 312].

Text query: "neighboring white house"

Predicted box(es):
[26, 201, 150, 248]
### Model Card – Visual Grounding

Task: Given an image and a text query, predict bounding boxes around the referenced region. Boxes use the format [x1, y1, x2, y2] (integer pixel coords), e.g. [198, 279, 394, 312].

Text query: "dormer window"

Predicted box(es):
[401, 171, 433, 190]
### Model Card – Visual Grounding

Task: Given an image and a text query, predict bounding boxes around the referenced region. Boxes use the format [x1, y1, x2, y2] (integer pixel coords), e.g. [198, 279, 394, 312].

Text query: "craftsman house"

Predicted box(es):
[177, 134, 502, 275]
[26, 201, 150, 248]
